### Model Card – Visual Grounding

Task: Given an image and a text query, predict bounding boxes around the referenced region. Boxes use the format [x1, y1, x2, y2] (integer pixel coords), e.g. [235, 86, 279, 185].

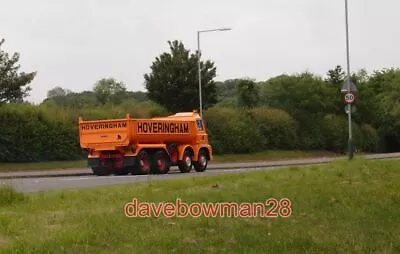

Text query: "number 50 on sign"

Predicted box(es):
[344, 93, 355, 104]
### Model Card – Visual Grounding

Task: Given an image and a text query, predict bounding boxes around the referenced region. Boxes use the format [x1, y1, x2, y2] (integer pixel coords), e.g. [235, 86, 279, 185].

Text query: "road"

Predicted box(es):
[2, 164, 320, 193]
[2, 153, 400, 193]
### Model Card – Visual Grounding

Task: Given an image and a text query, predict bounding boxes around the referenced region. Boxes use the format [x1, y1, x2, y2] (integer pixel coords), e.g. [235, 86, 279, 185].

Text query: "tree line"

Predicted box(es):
[0, 38, 399, 162]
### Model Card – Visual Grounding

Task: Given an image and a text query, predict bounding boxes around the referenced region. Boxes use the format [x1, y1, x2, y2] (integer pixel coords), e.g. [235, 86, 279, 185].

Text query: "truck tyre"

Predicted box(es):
[152, 150, 170, 174]
[92, 166, 110, 176]
[133, 150, 151, 175]
[194, 150, 208, 172]
[178, 149, 193, 173]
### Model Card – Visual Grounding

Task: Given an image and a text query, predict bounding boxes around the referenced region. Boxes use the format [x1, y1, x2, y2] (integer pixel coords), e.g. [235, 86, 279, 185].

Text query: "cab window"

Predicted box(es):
[196, 119, 204, 131]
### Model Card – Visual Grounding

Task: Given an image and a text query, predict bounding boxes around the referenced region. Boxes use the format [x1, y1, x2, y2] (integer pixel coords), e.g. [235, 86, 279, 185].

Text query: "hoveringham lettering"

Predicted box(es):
[81, 122, 127, 131]
[138, 122, 189, 134]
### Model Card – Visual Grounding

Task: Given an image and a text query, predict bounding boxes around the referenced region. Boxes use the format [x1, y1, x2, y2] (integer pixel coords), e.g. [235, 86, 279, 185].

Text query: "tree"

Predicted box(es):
[326, 65, 346, 86]
[0, 39, 36, 104]
[262, 72, 337, 120]
[47, 86, 72, 98]
[237, 79, 260, 108]
[144, 40, 218, 112]
[93, 78, 127, 105]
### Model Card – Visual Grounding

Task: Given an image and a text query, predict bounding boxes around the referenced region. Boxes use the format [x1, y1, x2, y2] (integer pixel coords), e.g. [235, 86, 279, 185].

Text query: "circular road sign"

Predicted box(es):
[344, 93, 355, 104]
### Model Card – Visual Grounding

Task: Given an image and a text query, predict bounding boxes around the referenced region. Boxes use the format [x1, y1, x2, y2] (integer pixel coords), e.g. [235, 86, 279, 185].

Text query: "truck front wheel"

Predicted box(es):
[194, 150, 208, 172]
[178, 150, 193, 173]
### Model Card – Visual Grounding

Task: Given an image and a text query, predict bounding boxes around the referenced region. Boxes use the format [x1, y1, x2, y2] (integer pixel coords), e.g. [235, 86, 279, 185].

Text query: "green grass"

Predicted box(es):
[0, 150, 338, 172]
[0, 159, 399, 253]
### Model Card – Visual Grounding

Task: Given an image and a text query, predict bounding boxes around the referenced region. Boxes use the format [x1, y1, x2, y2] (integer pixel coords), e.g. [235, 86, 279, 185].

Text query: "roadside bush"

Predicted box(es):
[296, 116, 326, 150]
[321, 114, 366, 153]
[359, 124, 379, 152]
[203, 107, 261, 154]
[247, 107, 298, 150]
[0, 104, 82, 162]
[321, 114, 348, 153]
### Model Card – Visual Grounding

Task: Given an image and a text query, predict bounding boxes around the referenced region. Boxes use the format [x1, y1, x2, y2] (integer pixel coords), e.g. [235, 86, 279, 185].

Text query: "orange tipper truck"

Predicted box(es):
[78, 110, 212, 176]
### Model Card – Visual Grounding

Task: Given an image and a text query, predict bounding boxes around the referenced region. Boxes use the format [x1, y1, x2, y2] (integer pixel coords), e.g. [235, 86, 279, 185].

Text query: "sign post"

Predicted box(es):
[341, 78, 358, 160]
[343, 0, 354, 160]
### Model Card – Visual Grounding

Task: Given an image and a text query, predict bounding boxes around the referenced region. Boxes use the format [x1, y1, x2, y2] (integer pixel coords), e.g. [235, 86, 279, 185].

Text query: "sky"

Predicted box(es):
[1, 0, 399, 104]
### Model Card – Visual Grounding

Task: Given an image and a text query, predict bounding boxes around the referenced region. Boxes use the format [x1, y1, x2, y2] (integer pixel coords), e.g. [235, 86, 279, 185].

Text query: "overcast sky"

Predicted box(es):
[1, 0, 399, 103]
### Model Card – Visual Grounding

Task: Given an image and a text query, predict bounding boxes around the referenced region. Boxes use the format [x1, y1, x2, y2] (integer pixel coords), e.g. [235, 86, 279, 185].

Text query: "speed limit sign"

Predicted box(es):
[344, 93, 355, 104]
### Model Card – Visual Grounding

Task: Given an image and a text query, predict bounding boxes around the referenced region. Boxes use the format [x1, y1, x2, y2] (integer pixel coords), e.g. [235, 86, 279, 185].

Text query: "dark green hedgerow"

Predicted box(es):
[0, 103, 380, 162]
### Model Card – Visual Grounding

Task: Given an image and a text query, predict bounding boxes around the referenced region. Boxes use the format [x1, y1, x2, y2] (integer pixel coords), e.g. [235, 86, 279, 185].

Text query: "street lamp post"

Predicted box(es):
[197, 27, 231, 118]
[344, 0, 353, 160]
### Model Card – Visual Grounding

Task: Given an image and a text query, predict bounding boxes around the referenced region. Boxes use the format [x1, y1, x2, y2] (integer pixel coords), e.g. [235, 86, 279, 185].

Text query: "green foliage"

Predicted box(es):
[216, 79, 238, 99]
[321, 114, 349, 153]
[247, 107, 298, 149]
[0, 104, 82, 162]
[203, 107, 261, 154]
[144, 40, 218, 112]
[46, 86, 72, 98]
[42, 91, 99, 109]
[0, 39, 36, 104]
[326, 65, 346, 86]
[359, 124, 379, 152]
[214, 96, 238, 108]
[237, 79, 260, 108]
[93, 78, 127, 105]
[261, 72, 338, 121]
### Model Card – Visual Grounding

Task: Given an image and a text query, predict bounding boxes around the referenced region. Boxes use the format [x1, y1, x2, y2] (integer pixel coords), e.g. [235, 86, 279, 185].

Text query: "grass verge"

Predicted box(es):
[0, 159, 399, 253]
[0, 150, 338, 172]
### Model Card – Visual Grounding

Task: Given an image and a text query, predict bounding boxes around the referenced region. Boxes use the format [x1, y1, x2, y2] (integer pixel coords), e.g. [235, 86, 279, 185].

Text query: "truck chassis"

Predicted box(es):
[87, 144, 210, 176]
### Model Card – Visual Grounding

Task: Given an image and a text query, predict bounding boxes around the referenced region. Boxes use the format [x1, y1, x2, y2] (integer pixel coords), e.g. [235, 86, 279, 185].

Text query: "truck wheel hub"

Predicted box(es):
[185, 156, 191, 166]
[200, 156, 207, 166]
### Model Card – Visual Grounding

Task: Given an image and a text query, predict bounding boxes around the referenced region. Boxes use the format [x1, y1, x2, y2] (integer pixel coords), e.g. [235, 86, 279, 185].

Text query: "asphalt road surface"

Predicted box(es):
[2, 164, 306, 193]
[2, 153, 400, 193]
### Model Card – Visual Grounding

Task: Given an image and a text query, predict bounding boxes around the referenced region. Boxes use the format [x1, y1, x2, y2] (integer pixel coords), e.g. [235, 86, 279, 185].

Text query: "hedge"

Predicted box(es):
[0, 104, 381, 163]
[0, 104, 82, 162]
[203, 107, 261, 154]
[247, 107, 298, 150]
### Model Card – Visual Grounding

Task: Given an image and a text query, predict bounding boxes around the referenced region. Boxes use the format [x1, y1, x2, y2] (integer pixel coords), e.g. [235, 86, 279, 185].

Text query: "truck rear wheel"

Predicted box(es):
[152, 150, 170, 174]
[132, 150, 151, 175]
[194, 150, 208, 172]
[178, 150, 193, 173]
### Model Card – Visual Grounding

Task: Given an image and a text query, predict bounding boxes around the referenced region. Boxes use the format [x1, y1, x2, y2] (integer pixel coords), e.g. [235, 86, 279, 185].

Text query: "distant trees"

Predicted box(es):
[237, 79, 260, 108]
[93, 78, 127, 105]
[47, 86, 72, 98]
[144, 40, 218, 112]
[0, 39, 36, 104]
[43, 77, 150, 109]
